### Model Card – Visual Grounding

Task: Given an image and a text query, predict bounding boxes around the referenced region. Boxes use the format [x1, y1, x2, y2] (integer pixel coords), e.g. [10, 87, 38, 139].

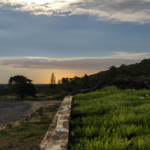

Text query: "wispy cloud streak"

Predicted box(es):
[0, 52, 148, 70]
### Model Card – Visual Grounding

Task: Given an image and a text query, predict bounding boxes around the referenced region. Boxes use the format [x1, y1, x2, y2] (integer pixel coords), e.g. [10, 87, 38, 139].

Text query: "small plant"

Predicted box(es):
[5, 142, 13, 148]
[24, 131, 40, 139]
[6, 123, 13, 129]
[45, 105, 54, 112]
[15, 126, 24, 131]
[30, 112, 36, 118]
[36, 107, 43, 116]
[0, 129, 8, 137]
[30, 145, 41, 150]
[33, 116, 54, 125]
[0, 143, 13, 149]
[25, 115, 30, 121]
[40, 116, 47, 122]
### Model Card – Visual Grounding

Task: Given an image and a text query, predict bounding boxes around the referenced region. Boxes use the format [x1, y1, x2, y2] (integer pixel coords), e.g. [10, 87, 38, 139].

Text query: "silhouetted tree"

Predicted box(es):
[109, 65, 117, 70]
[141, 59, 150, 64]
[69, 78, 74, 82]
[62, 78, 69, 83]
[8, 75, 32, 86]
[109, 65, 117, 76]
[8, 75, 36, 99]
[83, 74, 89, 86]
[119, 64, 127, 68]
[73, 76, 80, 81]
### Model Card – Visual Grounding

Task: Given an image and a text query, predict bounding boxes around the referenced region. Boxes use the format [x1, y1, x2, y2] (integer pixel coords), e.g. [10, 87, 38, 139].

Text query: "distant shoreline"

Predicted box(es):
[0, 98, 45, 102]
[0, 84, 50, 88]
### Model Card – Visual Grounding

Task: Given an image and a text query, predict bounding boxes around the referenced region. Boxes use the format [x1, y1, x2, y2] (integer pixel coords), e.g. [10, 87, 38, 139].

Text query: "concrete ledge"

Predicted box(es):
[40, 95, 73, 150]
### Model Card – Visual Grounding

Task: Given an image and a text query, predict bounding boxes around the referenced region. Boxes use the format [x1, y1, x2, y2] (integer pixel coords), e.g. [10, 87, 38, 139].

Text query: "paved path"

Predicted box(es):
[0, 98, 62, 129]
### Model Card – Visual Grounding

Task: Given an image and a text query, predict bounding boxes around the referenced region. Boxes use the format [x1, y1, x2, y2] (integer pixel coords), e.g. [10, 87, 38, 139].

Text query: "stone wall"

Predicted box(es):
[40, 95, 73, 150]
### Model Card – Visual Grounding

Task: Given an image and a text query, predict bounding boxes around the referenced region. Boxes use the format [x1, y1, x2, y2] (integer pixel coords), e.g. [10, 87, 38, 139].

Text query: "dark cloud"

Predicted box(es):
[1, 0, 150, 23]
[106, 1, 150, 12]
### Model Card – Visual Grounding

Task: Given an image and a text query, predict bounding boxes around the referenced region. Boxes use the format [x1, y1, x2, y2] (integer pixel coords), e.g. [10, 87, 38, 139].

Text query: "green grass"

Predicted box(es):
[69, 85, 150, 150]
[0, 94, 64, 101]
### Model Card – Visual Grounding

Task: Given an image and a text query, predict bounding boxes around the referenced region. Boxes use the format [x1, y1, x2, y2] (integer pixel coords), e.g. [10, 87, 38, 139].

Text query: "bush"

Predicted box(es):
[36, 107, 43, 116]
[33, 116, 54, 125]
[30, 112, 37, 118]
[6, 123, 13, 129]
[19, 83, 36, 96]
[0, 129, 9, 138]
[24, 131, 40, 138]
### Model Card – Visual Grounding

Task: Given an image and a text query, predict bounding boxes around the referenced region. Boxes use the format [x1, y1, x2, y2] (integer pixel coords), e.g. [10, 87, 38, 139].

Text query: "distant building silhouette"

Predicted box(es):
[51, 73, 56, 84]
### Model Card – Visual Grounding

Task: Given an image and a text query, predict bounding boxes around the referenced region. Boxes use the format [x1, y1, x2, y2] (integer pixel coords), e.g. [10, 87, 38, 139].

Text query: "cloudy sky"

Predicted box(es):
[0, 0, 150, 84]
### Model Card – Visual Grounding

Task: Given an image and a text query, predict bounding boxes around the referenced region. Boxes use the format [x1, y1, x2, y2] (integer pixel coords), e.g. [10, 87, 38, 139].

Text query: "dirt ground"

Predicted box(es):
[0, 98, 62, 129]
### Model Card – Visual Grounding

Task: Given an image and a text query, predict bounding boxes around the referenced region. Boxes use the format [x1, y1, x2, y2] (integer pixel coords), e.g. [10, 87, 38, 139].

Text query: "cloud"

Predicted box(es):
[0, 52, 149, 70]
[1, 0, 150, 23]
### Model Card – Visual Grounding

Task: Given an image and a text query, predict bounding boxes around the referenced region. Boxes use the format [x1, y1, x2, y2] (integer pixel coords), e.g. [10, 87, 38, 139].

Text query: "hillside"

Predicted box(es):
[55, 58, 150, 93]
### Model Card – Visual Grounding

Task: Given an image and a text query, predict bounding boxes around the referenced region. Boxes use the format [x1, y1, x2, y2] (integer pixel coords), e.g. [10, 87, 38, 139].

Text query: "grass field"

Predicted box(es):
[69, 85, 150, 150]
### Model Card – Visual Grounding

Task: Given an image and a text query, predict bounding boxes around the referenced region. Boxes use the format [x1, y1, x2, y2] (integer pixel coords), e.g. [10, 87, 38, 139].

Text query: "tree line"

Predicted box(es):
[58, 76, 82, 84]
[0, 58, 150, 99]
[52, 58, 150, 93]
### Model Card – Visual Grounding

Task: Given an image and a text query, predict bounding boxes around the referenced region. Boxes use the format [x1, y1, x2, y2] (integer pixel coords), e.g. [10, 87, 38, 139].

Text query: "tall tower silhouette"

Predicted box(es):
[51, 73, 56, 84]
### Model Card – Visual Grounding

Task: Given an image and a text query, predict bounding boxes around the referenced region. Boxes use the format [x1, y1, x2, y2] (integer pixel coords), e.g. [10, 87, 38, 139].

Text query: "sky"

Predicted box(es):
[0, 0, 150, 84]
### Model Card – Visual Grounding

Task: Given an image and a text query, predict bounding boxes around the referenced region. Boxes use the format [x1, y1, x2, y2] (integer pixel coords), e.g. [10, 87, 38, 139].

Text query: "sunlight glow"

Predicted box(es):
[2, 0, 77, 5]
[11, 0, 56, 4]
[1, 0, 80, 16]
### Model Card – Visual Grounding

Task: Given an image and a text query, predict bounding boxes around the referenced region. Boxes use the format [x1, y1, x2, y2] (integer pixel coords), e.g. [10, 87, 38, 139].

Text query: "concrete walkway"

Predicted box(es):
[40, 95, 73, 150]
[0, 99, 62, 130]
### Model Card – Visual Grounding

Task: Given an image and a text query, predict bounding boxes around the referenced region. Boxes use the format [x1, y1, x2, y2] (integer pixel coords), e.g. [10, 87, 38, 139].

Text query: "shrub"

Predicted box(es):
[6, 123, 13, 129]
[36, 107, 43, 116]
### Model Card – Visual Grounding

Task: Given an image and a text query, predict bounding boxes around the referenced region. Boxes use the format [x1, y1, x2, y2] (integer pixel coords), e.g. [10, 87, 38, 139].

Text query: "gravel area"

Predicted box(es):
[0, 98, 62, 126]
